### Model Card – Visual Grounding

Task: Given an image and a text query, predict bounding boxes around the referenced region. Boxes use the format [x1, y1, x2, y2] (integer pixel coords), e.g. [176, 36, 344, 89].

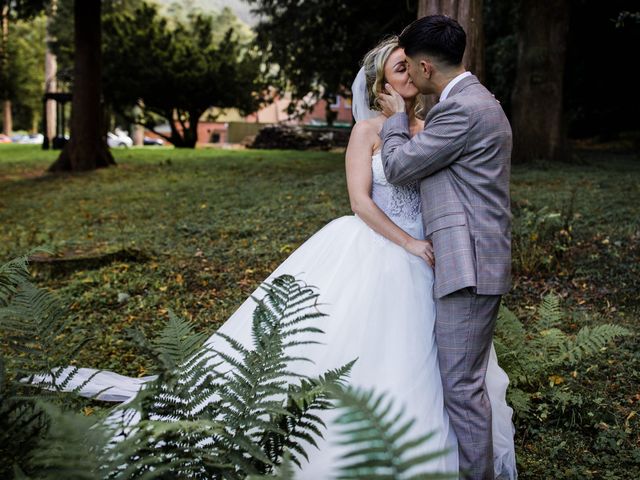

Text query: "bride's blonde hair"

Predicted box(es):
[361, 36, 423, 115]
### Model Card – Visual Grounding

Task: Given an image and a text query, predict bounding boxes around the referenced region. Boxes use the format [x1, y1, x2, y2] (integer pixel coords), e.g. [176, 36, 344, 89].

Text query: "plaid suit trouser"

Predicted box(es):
[435, 287, 502, 480]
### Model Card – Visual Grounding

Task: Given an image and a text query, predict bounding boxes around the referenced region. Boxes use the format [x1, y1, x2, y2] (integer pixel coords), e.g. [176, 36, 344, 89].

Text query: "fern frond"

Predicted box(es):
[332, 386, 456, 480]
[0, 255, 92, 401]
[561, 324, 630, 364]
[260, 360, 356, 467]
[27, 401, 107, 480]
[495, 293, 632, 422]
[152, 310, 209, 368]
[536, 294, 562, 331]
[505, 388, 531, 418]
[247, 452, 297, 479]
[0, 248, 53, 305]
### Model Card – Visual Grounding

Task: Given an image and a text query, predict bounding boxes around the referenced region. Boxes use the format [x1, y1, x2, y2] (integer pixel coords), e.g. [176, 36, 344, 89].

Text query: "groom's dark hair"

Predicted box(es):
[399, 15, 466, 67]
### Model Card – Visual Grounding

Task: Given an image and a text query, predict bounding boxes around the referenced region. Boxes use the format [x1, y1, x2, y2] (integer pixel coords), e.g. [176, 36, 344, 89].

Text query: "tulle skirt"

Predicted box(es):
[205, 215, 517, 478]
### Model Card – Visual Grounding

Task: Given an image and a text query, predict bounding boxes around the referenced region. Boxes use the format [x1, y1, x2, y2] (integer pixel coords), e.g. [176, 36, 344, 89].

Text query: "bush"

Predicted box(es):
[494, 294, 630, 424]
[511, 195, 575, 275]
[250, 125, 350, 150]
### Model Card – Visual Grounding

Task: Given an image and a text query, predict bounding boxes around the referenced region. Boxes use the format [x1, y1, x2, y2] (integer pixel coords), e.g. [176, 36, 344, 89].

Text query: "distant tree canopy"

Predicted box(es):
[101, 3, 261, 148]
[245, 0, 419, 125]
[45, 1, 261, 148]
[0, 0, 47, 19]
[0, 0, 48, 134]
[0, 13, 45, 132]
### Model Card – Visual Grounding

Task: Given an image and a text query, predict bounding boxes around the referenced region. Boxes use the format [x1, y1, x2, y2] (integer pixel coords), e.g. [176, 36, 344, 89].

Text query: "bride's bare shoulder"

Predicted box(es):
[351, 115, 386, 137]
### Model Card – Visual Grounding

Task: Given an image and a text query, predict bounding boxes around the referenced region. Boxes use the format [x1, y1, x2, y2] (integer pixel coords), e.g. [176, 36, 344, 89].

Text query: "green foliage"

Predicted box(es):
[614, 10, 640, 27]
[483, 0, 519, 116]
[26, 401, 107, 480]
[0, 249, 94, 478]
[0, 253, 454, 479]
[511, 197, 575, 275]
[244, 0, 418, 123]
[0, 13, 46, 132]
[0, 0, 48, 20]
[331, 387, 455, 479]
[45, 0, 74, 85]
[97, 274, 351, 479]
[494, 294, 631, 422]
[0, 249, 92, 390]
[260, 362, 355, 467]
[101, 1, 262, 148]
[2, 145, 640, 479]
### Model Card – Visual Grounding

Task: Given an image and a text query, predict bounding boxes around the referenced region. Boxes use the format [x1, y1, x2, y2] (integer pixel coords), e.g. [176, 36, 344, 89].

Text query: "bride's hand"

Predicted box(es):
[403, 238, 434, 266]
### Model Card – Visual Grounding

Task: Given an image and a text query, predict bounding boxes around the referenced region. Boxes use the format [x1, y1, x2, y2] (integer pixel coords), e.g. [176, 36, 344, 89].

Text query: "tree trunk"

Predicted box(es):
[324, 99, 337, 127]
[49, 0, 114, 172]
[45, 0, 58, 143]
[511, 0, 570, 163]
[417, 0, 484, 113]
[2, 99, 10, 134]
[1, 3, 11, 136]
[167, 108, 200, 148]
[133, 124, 144, 146]
[186, 110, 200, 147]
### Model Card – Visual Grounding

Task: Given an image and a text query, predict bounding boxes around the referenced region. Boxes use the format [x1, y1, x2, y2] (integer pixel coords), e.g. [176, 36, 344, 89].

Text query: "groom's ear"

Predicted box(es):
[420, 59, 433, 80]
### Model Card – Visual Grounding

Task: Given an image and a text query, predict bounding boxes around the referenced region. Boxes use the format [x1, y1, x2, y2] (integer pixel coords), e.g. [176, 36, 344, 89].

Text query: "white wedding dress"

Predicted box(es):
[54, 151, 518, 479]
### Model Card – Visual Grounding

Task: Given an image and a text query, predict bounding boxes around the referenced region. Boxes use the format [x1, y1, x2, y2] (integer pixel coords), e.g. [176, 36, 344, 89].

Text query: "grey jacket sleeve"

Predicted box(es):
[380, 102, 470, 186]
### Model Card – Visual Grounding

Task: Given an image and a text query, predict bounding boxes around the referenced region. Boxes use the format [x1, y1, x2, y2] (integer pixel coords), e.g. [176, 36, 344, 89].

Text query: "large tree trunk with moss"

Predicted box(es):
[49, 0, 114, 172]
[417, 0, 484, 113]
[511, 0, 570, 163]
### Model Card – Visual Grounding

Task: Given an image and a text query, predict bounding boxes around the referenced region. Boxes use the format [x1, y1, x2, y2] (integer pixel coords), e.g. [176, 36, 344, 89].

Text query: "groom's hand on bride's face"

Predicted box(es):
[378, 83, 406, 117]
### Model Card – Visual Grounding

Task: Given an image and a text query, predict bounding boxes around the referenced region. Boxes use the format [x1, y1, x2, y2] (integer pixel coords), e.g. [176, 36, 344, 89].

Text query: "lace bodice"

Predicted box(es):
[370, 152, 422, 234]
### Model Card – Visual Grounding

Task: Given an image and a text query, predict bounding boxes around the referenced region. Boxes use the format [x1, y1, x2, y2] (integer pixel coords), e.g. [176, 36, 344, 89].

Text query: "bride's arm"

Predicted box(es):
[346, 121, 433, 266]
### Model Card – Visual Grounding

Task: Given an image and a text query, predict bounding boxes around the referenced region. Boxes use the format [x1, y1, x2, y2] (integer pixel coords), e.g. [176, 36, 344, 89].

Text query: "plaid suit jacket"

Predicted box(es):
[381, 74, 512, 298]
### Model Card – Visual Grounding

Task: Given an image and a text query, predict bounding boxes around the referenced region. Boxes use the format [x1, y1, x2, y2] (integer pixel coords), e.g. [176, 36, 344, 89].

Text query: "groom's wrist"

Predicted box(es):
[384, 112, 410, 130]
[381, 112, 410, 142]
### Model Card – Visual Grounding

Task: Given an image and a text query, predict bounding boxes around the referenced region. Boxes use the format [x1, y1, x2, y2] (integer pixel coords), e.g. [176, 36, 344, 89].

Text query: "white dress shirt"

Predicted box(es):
[439, 71, 472, 101]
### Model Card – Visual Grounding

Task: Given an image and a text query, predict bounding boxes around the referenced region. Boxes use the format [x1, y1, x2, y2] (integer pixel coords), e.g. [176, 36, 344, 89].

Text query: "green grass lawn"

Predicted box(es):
[1, 143, 639, 478]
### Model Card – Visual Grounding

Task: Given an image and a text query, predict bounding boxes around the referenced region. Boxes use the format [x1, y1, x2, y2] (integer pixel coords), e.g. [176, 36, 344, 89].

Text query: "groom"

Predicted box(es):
[378, 15, 512, 480]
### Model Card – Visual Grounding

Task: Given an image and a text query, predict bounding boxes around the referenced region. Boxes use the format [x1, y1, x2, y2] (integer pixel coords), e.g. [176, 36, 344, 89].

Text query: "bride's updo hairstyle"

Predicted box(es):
[361, 36, 400, 111]
[361, 36, 422, 116]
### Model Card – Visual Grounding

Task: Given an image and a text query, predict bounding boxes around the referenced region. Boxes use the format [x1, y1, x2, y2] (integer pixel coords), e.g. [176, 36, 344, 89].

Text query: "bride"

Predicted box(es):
[48, 37, 517, 479]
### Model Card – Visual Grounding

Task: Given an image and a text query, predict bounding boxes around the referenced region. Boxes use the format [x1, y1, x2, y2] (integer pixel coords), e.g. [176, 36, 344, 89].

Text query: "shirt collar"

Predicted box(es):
[439, 71, 472, 102]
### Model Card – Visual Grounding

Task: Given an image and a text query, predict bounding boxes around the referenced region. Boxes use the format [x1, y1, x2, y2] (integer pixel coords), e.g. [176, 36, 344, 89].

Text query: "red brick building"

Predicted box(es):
[145, 94, 354, 146]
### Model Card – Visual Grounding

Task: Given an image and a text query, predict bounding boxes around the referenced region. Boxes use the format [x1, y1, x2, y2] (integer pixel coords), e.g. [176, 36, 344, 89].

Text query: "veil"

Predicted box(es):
[351, 67, 379, 122]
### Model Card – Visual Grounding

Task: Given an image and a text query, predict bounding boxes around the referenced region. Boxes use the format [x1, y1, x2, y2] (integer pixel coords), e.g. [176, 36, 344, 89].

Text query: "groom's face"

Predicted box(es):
[383, 49, 419, 100]
[406, 54, 435, 95]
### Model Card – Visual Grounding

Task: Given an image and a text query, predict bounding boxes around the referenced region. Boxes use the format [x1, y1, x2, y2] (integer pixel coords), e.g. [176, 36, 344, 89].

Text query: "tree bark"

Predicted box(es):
[511, 0, 570, 163]
[417, 0, 484, 113]
[133, 124, 144, 146]
[324, 99, 337, 127]
[45, 0, 58, 143]
[166, 108, 200, 148]
[1, 3, 12, 135]
[49, 0, 114, 172]
[2, 99, 10, 134]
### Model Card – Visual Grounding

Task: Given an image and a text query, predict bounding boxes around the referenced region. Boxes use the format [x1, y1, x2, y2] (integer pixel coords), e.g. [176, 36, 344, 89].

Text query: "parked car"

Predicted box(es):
[0, 134, 11, 143]
[107, 130, 133, 148]
[12, 133, 44, 144]
[143, 136, 164, 146]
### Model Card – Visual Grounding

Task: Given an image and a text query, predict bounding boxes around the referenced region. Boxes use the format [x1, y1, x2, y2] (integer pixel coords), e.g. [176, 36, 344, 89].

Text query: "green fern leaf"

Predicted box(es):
[332, 386, 456, 479]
